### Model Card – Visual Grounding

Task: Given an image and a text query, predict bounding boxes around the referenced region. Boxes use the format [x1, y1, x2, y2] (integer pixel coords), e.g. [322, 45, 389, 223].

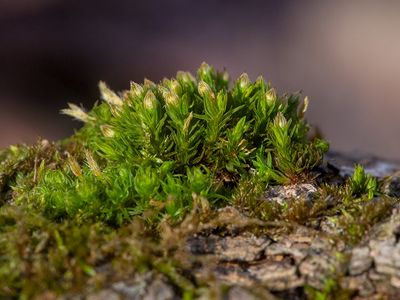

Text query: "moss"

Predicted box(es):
[0, 204, 198, 298]
[349, 164, 378, 199]
[233, 174, 396, 246]
[6, 62, 328, 227]
[0, 63, 398, 298]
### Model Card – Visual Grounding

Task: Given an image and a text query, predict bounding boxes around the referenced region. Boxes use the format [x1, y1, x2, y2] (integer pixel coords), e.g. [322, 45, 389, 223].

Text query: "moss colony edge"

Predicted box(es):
[0, 63, 394, 299]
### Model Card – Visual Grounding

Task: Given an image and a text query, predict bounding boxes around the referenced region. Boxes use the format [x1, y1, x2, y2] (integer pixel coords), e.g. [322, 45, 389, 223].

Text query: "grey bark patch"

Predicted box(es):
[349, 247, 373, 275]
[215, 234, 272, 262]
[142, 279, 176, 300]
[188, 233, 271, 262]
[263, 183, 317, 205]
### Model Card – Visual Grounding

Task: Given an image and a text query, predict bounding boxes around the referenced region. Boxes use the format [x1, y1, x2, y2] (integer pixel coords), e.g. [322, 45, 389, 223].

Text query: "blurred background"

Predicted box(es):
[1, 0, 400, 159]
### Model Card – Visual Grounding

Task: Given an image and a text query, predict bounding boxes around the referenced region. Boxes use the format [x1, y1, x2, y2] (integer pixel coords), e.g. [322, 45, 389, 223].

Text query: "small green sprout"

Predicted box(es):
[350, 164, 378, 199]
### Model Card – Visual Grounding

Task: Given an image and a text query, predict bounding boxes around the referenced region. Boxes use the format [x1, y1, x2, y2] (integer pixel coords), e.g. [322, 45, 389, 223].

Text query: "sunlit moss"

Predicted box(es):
[1, 63, 397, 298]
[7, 62, 328, 226]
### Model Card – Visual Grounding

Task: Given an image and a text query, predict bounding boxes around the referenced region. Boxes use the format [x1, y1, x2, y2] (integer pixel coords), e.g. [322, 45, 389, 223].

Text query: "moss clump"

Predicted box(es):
[3, 63, 396, 299]
[11, 62, 328, 226]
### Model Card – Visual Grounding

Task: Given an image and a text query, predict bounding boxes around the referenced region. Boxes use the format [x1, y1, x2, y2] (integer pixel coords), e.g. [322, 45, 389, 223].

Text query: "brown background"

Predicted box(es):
[1, 1, 400, 159]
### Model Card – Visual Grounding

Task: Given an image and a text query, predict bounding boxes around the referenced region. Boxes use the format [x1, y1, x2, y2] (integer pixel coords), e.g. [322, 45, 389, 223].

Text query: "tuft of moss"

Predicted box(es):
[12, 62, 328, 226]
[1, 63, 399, 298]
[349, 164, 378, 199]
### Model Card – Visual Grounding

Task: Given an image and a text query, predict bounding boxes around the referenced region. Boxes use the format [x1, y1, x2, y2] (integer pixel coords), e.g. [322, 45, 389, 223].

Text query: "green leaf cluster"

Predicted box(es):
[20, 62, 328, 225]
[349, 164, 378, 199]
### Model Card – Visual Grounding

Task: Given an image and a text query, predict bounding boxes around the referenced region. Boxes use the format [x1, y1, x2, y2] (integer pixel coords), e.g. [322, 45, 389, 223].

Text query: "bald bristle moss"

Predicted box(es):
[11, 62, 328, 226]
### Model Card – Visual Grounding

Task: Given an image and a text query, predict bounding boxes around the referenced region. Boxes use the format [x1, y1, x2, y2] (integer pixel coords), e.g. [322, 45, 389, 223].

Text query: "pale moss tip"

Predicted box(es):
[61, 103, 94, 123]
[198, 80, 214, 98]
[165, 91, 179, 107]
[99, 81, 123, 107]
[238, 73, 251, 89]
[143, 90, 157, 109]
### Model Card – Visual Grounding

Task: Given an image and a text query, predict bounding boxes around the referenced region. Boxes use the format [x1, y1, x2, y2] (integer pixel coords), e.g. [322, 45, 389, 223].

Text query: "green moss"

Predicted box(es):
[8, 62, 328, 226]
[349, 164, 378, 199]
[0, 204, 198, 298]
[1, 63, 398, 298]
